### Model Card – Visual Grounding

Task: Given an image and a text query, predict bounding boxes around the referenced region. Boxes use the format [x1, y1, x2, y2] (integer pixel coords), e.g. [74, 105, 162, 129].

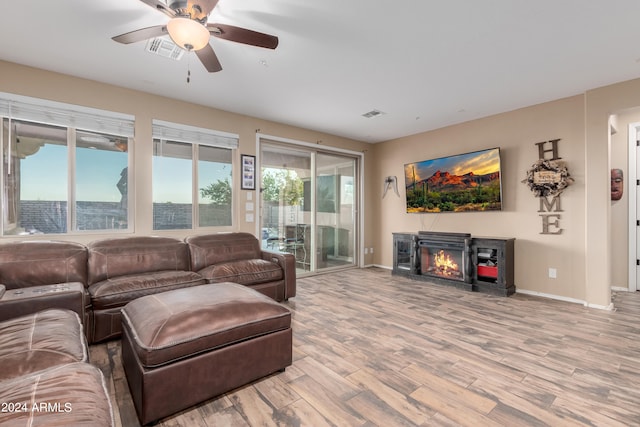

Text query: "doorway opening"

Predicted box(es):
[627, 121, 640, 292]
[258, 137, 361, 276]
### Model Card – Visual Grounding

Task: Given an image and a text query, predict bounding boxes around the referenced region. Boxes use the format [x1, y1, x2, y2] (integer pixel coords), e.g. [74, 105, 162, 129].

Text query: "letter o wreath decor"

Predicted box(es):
[522, 159, 574, 197]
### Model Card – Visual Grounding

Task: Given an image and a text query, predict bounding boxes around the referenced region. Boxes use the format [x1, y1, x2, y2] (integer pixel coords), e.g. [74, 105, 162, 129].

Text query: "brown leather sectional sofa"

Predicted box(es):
[186, 232, 296, 301]
[0, 232, 296, 344]
[0, 309, 114, 426]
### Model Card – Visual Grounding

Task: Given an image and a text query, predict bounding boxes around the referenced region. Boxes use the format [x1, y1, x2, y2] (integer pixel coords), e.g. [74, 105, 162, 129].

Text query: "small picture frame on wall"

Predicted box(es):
[241, 154, 256, 190]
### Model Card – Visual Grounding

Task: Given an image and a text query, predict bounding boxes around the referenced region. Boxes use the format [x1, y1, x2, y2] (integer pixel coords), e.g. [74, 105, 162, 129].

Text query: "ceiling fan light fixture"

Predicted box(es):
[167, 17, 210, 51]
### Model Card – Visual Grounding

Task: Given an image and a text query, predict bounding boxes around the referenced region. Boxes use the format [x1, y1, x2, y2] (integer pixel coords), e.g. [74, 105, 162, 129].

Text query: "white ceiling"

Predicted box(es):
[2, 1, 640, 143]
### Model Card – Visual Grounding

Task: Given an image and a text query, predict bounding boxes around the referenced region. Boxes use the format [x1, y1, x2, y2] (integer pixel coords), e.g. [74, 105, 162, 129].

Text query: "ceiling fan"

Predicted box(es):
[112, 0, 279, 72]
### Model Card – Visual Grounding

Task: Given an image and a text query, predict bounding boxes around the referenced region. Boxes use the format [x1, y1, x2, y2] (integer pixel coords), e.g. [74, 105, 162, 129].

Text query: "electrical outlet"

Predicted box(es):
[364, 248, 369, 254]
[370, 247, 374, 254]
[548, 268, 557, 279]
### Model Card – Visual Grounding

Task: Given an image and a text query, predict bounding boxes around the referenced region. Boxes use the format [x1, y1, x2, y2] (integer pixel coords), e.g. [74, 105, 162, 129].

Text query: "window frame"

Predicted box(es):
[151, 119, 238, 232]
[71, 128, 133, 233]
[0, 93, 135, 236]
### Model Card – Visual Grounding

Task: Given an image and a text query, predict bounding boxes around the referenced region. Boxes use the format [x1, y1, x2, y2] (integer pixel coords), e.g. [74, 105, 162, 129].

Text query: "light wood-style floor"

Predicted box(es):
[90, 267, 640, 426]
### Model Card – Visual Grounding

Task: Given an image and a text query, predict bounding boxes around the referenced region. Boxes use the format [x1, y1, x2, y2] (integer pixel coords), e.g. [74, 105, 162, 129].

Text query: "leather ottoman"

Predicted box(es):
[121, 282, 292, 425]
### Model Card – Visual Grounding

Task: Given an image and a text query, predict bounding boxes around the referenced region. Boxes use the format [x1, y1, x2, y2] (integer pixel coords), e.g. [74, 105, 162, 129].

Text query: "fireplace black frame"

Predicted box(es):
[417, 231, 472, 285]
[392, 232, 515, 296]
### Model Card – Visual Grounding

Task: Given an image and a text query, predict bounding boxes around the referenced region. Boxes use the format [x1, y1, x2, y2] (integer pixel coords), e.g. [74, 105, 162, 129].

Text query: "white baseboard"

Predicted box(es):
[516, 289, 614, 311]
[367, 267, 616, 310]
[587, 302, 615, 311]
[611, 286, 630, 292]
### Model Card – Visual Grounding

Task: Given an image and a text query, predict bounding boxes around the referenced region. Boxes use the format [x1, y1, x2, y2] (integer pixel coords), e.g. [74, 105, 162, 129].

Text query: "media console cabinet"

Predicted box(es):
[392, 232, 515, 296]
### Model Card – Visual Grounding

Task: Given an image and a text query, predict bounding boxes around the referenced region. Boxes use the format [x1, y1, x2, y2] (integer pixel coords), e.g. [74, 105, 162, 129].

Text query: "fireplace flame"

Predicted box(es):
[434, 250, 459, 273]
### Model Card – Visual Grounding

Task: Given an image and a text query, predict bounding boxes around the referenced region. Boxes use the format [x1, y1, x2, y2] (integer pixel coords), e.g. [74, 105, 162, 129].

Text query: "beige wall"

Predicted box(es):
[5, 58, 640, 306]
[372, 96, 588, 301]
[373, 76, 640, 307]
[0, 60, 374, 254]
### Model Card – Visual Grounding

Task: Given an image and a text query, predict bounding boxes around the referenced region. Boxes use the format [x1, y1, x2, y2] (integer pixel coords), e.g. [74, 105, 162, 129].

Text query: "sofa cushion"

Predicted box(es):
[87, 236, 191, 285]
[0, 241, 87, 289]
[0, 309, 87, 382]
[121, 283, 291, 368]
[88, 270, 205, 310]
[0, 362, 114, 426]
[186, 232, 262, 271]
[198, 259, 283, 285]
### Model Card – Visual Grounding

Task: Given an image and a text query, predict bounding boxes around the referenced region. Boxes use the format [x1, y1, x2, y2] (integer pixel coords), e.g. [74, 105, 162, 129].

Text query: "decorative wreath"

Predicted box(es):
[522, 159, 574, 197]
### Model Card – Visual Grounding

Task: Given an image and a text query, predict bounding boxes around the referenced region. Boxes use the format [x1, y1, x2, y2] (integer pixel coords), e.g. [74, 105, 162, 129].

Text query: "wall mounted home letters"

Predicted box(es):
[522, 139, 574, 235]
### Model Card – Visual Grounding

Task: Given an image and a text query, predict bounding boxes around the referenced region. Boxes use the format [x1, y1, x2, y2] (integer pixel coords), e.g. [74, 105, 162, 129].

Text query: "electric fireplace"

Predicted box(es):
[417, 231, 472, 285]
[392, 231, 515, 296]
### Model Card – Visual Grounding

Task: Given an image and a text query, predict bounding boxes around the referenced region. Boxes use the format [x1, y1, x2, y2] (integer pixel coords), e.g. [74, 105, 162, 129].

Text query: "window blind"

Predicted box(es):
[0, 92, 135, 137]
[152, 119, 238, 149]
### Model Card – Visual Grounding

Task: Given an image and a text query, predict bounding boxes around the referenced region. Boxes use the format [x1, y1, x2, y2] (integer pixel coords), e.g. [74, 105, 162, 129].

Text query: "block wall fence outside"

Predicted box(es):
[13, 201, 231, 234]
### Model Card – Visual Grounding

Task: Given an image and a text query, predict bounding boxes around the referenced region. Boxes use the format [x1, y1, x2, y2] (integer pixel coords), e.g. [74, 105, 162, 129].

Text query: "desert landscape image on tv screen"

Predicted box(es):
[404, 147, 502, 213]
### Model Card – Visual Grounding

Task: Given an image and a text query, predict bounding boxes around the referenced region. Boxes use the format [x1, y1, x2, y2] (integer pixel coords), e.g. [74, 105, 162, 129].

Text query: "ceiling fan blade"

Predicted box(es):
[139, 0, 176, 18]
[196, 44, 223, 72]
[189, 0, 220, 18]
[112, 25, 168, 44]
[207, 23, 279, 49]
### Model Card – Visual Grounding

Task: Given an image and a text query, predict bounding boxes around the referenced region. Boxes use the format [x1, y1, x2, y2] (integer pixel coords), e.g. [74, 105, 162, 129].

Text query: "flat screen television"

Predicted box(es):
[404, 147, 502, 213]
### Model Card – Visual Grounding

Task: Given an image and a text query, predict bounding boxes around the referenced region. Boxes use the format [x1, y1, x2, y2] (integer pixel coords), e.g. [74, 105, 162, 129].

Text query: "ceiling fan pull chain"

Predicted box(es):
[187, 53, 191, 84]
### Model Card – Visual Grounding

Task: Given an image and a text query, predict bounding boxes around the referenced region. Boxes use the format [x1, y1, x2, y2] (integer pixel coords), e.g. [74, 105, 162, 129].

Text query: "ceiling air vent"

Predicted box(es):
[145, 38, 184, 61]
[362, 109, 385, 118]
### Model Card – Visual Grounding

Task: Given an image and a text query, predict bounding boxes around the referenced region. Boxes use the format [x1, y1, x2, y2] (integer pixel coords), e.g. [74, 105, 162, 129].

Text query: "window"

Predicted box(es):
[75, 130, 129, 231]
[152, 120, 237, 230]
[153, 140, 193, 229]
[0, 93, 134, 235]
[198, 145, 233, 227]
[2, 120, 68, 234]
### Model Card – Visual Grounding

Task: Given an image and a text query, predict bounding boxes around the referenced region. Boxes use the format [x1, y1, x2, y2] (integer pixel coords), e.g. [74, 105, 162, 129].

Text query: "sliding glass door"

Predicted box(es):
[314, 152, 356, 270]
[260, 141, 358, 274]
[260, 144, 311, 272]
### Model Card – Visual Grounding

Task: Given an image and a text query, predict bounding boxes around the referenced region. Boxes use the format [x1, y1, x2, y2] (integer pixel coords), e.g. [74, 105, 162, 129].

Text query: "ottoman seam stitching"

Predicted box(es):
[28, 313, 37, 352]
[133, 312, 291, 351]
[149, 295, 174, 346]
[27, 374, 41, 426]
[141, 326, 291, 368]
